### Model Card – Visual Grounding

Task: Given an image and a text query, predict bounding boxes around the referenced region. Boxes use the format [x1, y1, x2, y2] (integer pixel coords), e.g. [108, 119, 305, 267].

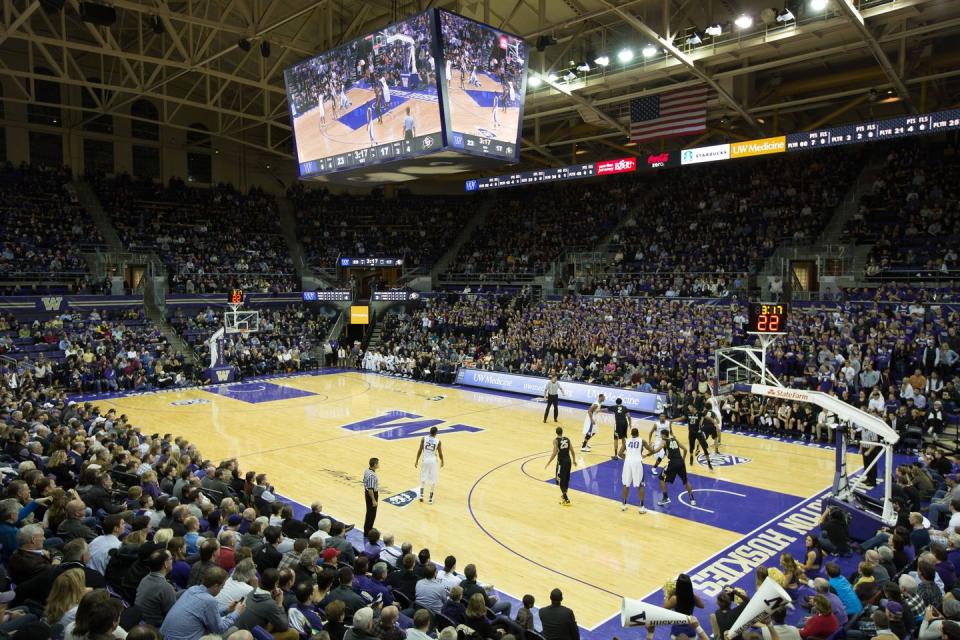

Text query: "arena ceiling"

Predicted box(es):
[1, 0, 959, 171]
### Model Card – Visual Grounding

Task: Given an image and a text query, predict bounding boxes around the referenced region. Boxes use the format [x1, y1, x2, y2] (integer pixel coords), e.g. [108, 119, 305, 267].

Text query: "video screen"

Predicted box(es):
[438, 10, 528, 161]
[284, 11, 443, 177]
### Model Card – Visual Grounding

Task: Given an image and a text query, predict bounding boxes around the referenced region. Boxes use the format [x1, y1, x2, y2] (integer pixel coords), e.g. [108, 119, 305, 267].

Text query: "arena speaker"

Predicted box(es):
[724, 577, 792, 639]
[79, 2, 117, 26]
[40, 0, 65, 12]
[620, 599, 692, 627]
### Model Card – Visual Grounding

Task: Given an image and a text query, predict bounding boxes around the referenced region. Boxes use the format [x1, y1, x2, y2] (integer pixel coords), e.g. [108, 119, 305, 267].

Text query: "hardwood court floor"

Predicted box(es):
[445, 73, 521, 144]
[292, 87, 442, 161]
[96, 372, 862, 629]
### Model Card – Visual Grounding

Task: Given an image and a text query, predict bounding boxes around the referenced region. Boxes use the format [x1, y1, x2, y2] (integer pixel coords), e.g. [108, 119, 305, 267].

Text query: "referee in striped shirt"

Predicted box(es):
[363, 458, 380, 535]
[543, 375, 564, 423]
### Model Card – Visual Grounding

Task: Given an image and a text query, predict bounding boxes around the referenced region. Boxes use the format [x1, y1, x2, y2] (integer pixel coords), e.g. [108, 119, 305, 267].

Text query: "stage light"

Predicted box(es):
[528, 75, 542, 87]
[617, 48, 634, 63]
[735, 14, 753, 29]
[576, 63, 591, 72]
[547, 73, 558, 82]
[705, 23, 723, 36]
[594, 55, 610, 67]
[642, 44, 658, 58]
[238, 38, 252, 52]
[535, 35, 557, 52]
[809, 0, 828, 10]
[686, 32, 703, 45]
[564, 71, 576, 81]
[260, 41, 271, 58]
[150, 15, 164, 34]
[776, 8, 796, 22]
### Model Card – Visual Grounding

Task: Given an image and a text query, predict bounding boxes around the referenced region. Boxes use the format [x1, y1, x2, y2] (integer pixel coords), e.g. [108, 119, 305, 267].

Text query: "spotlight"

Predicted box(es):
[564, 71, 576, 81]
[809, 0, 828, 10]
[704, 23, 723, 36]
[617, 48, 634, 63]
[547, 73, 558, 82]
[260, 41, 271, 58]
[776, 8, 796, 22]
[238, 38, 252, 52]
[594, 55, 610, 67]
[642, 44, 658, 58]
[576, 63, 591, 73]
[686, 32, 703, 45]
[528, 75, 542, 88]
[734, 14, 753, 29]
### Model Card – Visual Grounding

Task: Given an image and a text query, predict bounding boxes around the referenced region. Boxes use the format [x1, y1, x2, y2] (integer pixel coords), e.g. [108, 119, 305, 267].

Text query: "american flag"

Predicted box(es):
[629, 86, 708, 142]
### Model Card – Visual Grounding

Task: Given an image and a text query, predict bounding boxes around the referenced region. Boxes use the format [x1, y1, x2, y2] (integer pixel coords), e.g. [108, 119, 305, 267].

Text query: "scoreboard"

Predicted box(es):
[747, 303, 788, 334]
[786, 110, 960, 150]
[467, 108, 960, 192]
[302, 290, 352, 302]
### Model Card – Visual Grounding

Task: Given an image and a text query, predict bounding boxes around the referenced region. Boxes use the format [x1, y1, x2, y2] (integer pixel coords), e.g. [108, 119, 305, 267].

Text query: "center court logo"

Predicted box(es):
[697, 453, 751, 467]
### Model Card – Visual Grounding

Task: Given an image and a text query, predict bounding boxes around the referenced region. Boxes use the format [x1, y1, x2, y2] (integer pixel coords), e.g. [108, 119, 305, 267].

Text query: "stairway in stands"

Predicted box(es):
[276, 197, 334, 289]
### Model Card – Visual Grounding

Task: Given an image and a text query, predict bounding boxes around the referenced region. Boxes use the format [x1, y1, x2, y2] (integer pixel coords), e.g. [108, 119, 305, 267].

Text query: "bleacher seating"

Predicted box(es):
[843, 143, 960, 280]
[288, 184, 470, 271]
[0, 164, 104, 293]
[93, 174, 297, 293]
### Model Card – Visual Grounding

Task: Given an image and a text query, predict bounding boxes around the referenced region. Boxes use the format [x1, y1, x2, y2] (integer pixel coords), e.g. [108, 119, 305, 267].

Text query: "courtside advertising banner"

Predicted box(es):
[455, 369, 664, 413]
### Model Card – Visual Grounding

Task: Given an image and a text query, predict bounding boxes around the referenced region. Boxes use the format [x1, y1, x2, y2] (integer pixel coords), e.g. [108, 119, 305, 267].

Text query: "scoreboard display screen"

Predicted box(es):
[284, 11, 443, 177]
[786, 109, 960, 151]
[437, 9, 528, 161]
[747, 303, 788, 334]
[372, 290, 421, 301]
[302, 290, 352, 302]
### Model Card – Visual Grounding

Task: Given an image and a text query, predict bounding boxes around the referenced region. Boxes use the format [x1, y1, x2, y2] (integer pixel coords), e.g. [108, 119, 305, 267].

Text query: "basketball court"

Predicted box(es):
[445, 72, 522, 145]
[292, 86, 443, 160]
[88, 370, 865, 638]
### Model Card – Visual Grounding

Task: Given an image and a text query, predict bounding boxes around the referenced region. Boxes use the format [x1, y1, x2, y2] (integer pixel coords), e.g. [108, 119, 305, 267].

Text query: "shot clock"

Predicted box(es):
[747, 302, 788, 334]
[228, 289, 244, 305]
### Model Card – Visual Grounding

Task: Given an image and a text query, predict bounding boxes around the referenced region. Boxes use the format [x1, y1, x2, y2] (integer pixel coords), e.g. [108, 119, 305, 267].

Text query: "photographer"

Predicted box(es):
[818, 507, 852, 556]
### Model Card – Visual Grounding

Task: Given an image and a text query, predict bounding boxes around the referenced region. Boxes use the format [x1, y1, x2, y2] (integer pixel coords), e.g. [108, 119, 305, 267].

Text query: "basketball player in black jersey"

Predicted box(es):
[686, 399, 714, 470]
[544, 426, 576, 506]
[647, 429, 696, 506]
[612, 398, 631, 460]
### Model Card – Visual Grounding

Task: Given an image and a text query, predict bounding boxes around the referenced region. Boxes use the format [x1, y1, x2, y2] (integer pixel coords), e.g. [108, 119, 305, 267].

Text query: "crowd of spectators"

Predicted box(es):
[442, 179, 633, 279]
[169, 305, 332, 379]
[0, 164, 104, 293]
[288, 185, 470, 272]
[0, 308, 189, 394]
[92, 174, 296, 294]
[843, 143, 960, 280]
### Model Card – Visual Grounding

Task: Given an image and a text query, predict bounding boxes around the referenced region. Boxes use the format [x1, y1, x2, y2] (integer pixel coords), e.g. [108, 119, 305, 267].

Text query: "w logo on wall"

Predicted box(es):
[215, 370, 231, 382]
[40, 297, 63, 311]
[340, 411, 482, 441]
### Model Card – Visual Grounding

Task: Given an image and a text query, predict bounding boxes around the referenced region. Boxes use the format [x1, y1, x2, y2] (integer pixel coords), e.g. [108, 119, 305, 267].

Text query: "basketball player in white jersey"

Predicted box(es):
[366, 105, 377, 146]
[468, 63, 479, 87]
[619, 427, 654, 514]
[648, 413, 673, 475]
[492, 94, 500, 129]
[445, 57, 453, 84]
[581, 393, 605, 452]
[316, 88, 326, 128]
[414, 425, 444, 504]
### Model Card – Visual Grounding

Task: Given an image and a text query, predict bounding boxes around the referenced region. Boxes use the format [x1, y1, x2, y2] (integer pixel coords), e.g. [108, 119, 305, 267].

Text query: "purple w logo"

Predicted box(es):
[340, 411, 483, 441]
